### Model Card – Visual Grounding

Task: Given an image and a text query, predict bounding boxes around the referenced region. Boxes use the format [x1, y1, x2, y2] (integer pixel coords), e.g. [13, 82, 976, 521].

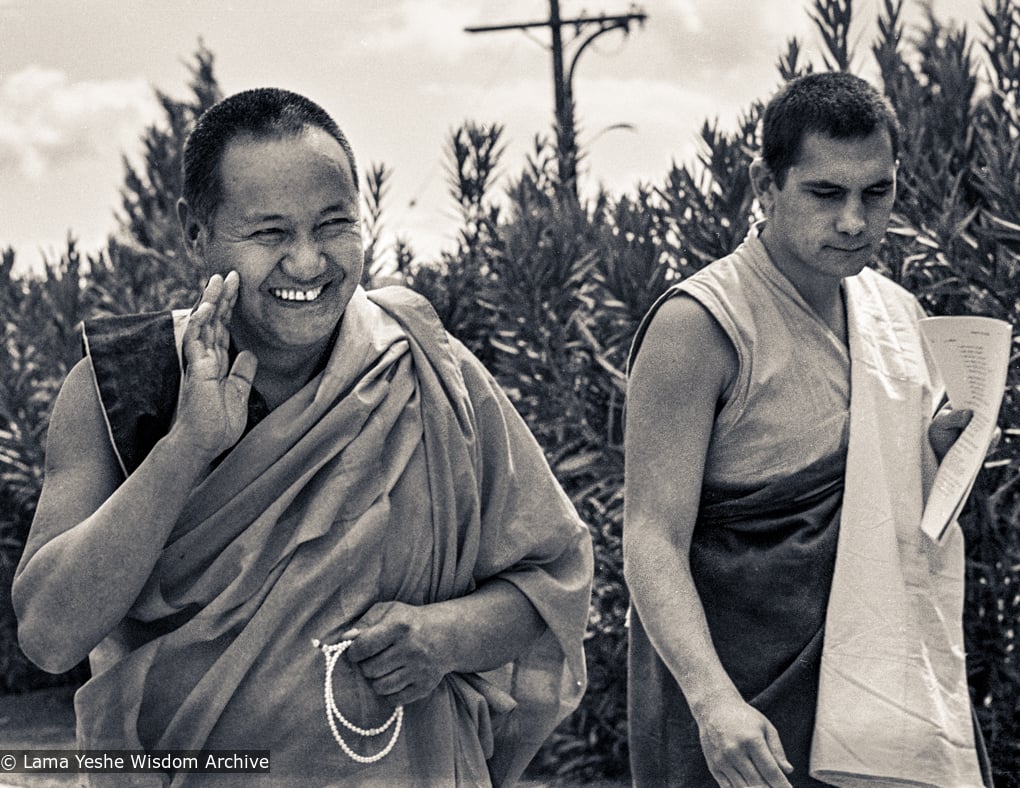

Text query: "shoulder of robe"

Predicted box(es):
[80, 311, 180, 477]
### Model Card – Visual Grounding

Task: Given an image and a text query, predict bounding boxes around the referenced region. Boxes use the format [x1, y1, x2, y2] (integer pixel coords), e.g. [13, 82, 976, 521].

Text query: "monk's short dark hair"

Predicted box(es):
[761, 72, 901, 187]
[182, 87, 359, 228]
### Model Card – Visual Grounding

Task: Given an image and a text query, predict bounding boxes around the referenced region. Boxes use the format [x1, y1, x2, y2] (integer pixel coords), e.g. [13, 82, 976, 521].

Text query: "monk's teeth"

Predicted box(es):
[270, 286, 325, 302]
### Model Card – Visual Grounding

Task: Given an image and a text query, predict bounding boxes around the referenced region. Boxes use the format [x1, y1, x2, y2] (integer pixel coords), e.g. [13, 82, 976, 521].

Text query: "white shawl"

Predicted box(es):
[810, 270, 983, 787]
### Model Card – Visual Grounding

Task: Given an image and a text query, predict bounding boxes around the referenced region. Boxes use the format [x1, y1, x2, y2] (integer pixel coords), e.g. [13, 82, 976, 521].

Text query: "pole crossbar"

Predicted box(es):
[464, 12, 647, 35]
[465, 2, 648, 195]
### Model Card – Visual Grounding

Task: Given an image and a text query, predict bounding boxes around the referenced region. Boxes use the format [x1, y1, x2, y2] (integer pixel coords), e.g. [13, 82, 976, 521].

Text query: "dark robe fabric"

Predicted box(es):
[75, 286, 593, 787]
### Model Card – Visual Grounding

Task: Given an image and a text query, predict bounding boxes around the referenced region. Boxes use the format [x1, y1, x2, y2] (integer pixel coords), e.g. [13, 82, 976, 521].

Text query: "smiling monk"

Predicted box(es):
[13, 88, 593, 787]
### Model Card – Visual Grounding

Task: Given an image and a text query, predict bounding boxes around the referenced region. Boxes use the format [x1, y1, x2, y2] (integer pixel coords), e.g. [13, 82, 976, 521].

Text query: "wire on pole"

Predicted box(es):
[465, 2, 648, 196]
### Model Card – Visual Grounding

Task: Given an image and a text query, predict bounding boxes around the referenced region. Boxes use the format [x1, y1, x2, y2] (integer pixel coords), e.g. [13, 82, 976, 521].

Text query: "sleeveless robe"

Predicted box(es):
[627, 228, 986, 787]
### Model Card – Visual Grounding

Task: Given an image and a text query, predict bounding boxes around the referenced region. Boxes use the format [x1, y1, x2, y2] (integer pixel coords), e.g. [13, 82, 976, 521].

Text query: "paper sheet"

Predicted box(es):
[919, 316, 1012, 543]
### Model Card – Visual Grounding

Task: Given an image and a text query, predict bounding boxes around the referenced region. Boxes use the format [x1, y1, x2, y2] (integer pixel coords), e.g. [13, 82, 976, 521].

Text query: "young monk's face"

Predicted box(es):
[192, 127, 363, 357]
[756, 129, 897, 286]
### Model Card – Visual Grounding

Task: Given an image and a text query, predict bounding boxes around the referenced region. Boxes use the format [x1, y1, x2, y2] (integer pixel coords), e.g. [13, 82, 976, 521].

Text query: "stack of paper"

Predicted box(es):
[919, 316, 1012, 543]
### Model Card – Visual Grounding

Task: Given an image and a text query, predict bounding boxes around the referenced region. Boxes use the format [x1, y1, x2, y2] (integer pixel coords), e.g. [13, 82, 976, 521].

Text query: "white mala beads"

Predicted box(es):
[312, 638, 404, 764]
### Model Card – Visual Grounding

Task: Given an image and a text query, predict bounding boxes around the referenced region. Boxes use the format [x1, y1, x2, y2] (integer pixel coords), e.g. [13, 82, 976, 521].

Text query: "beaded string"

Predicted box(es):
[312, 638, 404, 764]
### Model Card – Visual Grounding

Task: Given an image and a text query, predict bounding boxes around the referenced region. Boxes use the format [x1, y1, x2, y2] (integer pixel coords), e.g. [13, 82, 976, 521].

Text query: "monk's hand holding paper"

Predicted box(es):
[928, 406, 972, 463]
[342, 601, 450, 708]
[697, 696, 794, 788]
[177, 271, 258, 461]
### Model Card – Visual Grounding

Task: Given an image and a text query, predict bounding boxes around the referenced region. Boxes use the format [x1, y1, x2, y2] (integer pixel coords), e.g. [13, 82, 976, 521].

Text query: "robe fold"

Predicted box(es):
[627, 227, 985, 787]
[810, 269, 984, 787]
[76, 285, 593, 787]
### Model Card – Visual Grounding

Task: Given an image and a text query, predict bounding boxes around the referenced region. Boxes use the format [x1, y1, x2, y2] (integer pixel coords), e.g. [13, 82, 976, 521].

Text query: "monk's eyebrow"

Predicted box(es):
[240, 212, 288, 224]
[238, 202, 357, 224]
[801, 179, 845, 189]
[800, 177, 895, 190]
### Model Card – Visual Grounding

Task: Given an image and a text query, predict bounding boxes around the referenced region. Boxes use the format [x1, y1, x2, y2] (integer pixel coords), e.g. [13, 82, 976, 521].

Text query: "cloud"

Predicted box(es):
[355, 0, 496, 60]
[0, 66, 159, 180]
[673, 2, 813, 74]
[667, 0, 704, 33]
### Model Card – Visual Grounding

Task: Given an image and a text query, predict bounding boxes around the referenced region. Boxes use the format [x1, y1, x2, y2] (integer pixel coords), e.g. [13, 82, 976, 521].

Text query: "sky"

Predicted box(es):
[0, 0, 994, 275]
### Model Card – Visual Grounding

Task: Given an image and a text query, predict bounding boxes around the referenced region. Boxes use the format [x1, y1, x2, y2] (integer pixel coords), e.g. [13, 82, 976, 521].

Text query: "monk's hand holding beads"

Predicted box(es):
[176, 271, 258, 462]
[341, 601, 450, 708]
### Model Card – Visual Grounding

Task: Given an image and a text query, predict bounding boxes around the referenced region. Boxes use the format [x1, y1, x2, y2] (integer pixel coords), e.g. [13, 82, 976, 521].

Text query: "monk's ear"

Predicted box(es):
[749, 157, 776, 214]
[176, 198, 206, 264]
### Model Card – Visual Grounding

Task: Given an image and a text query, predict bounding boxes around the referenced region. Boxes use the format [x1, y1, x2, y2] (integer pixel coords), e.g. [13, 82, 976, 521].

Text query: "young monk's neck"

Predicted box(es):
[759, 231, 848, 344]
[799, 281, 848, 345]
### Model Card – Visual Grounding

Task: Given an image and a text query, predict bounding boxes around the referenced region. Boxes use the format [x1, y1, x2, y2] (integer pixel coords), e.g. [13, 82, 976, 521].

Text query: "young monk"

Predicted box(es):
[625, 72, 991, 787]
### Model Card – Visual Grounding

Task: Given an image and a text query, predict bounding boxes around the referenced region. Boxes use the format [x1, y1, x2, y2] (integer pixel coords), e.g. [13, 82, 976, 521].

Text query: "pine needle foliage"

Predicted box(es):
[361, 161, 394, 286]
[119, 42, 221, 266]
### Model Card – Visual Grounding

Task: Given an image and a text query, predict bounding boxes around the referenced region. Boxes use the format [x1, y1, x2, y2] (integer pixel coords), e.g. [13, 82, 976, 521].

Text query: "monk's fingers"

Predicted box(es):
[198, 274, 224, 318]
[762, 723, 794, 779]
[356, 645, 403, 681]
[725, 757, 757, 787]
[747, 744, 794, 788]
[184, 299, 213, 338]
[183, 302, 216, 361]
[192, 273, 227, 344]
[343, 602, 413, 662]
[351, 635, 443, 700]
[931, 407, 973, 435]
[200, 272, 225, 304]
[929, 407, 975, 461]
[721, 741, 792, 788]
[219, 270, 240, 316]
[227, 351, 258, 393]
[945, 407, 973, 428]
[212, 271, 239, 344]
[720, 756, 770, 788]
[366, 666, 412, 697]
[370, 671, 436, 708]
[706, 763, 735, 788]
[198, 282, 226, 349]
[712, 734, 791, 788]
[344, 624, 401, 664]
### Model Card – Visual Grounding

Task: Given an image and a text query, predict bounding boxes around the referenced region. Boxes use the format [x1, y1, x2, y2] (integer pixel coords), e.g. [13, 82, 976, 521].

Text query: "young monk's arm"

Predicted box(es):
[623, 296, 794, 788]
[13, 273, 256, 673]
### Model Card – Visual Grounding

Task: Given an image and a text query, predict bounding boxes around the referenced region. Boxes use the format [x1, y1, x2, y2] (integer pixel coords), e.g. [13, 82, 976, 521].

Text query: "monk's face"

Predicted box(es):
[755, 129, 896, 286]
[192, 127, 363, 357]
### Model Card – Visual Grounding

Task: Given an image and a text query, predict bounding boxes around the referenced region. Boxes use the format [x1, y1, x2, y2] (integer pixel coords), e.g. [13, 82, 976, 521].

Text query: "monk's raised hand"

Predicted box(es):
[175, 271, 258, 461]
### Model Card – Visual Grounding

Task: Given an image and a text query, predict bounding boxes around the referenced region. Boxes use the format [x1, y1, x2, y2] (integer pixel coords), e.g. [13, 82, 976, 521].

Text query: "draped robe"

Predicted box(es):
[76, 286, 593, 787]
[627, 228, 985, 787]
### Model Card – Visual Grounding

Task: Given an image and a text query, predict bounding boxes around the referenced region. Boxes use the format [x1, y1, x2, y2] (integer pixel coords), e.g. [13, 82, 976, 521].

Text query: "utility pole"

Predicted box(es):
[466, 2, 647, 195]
